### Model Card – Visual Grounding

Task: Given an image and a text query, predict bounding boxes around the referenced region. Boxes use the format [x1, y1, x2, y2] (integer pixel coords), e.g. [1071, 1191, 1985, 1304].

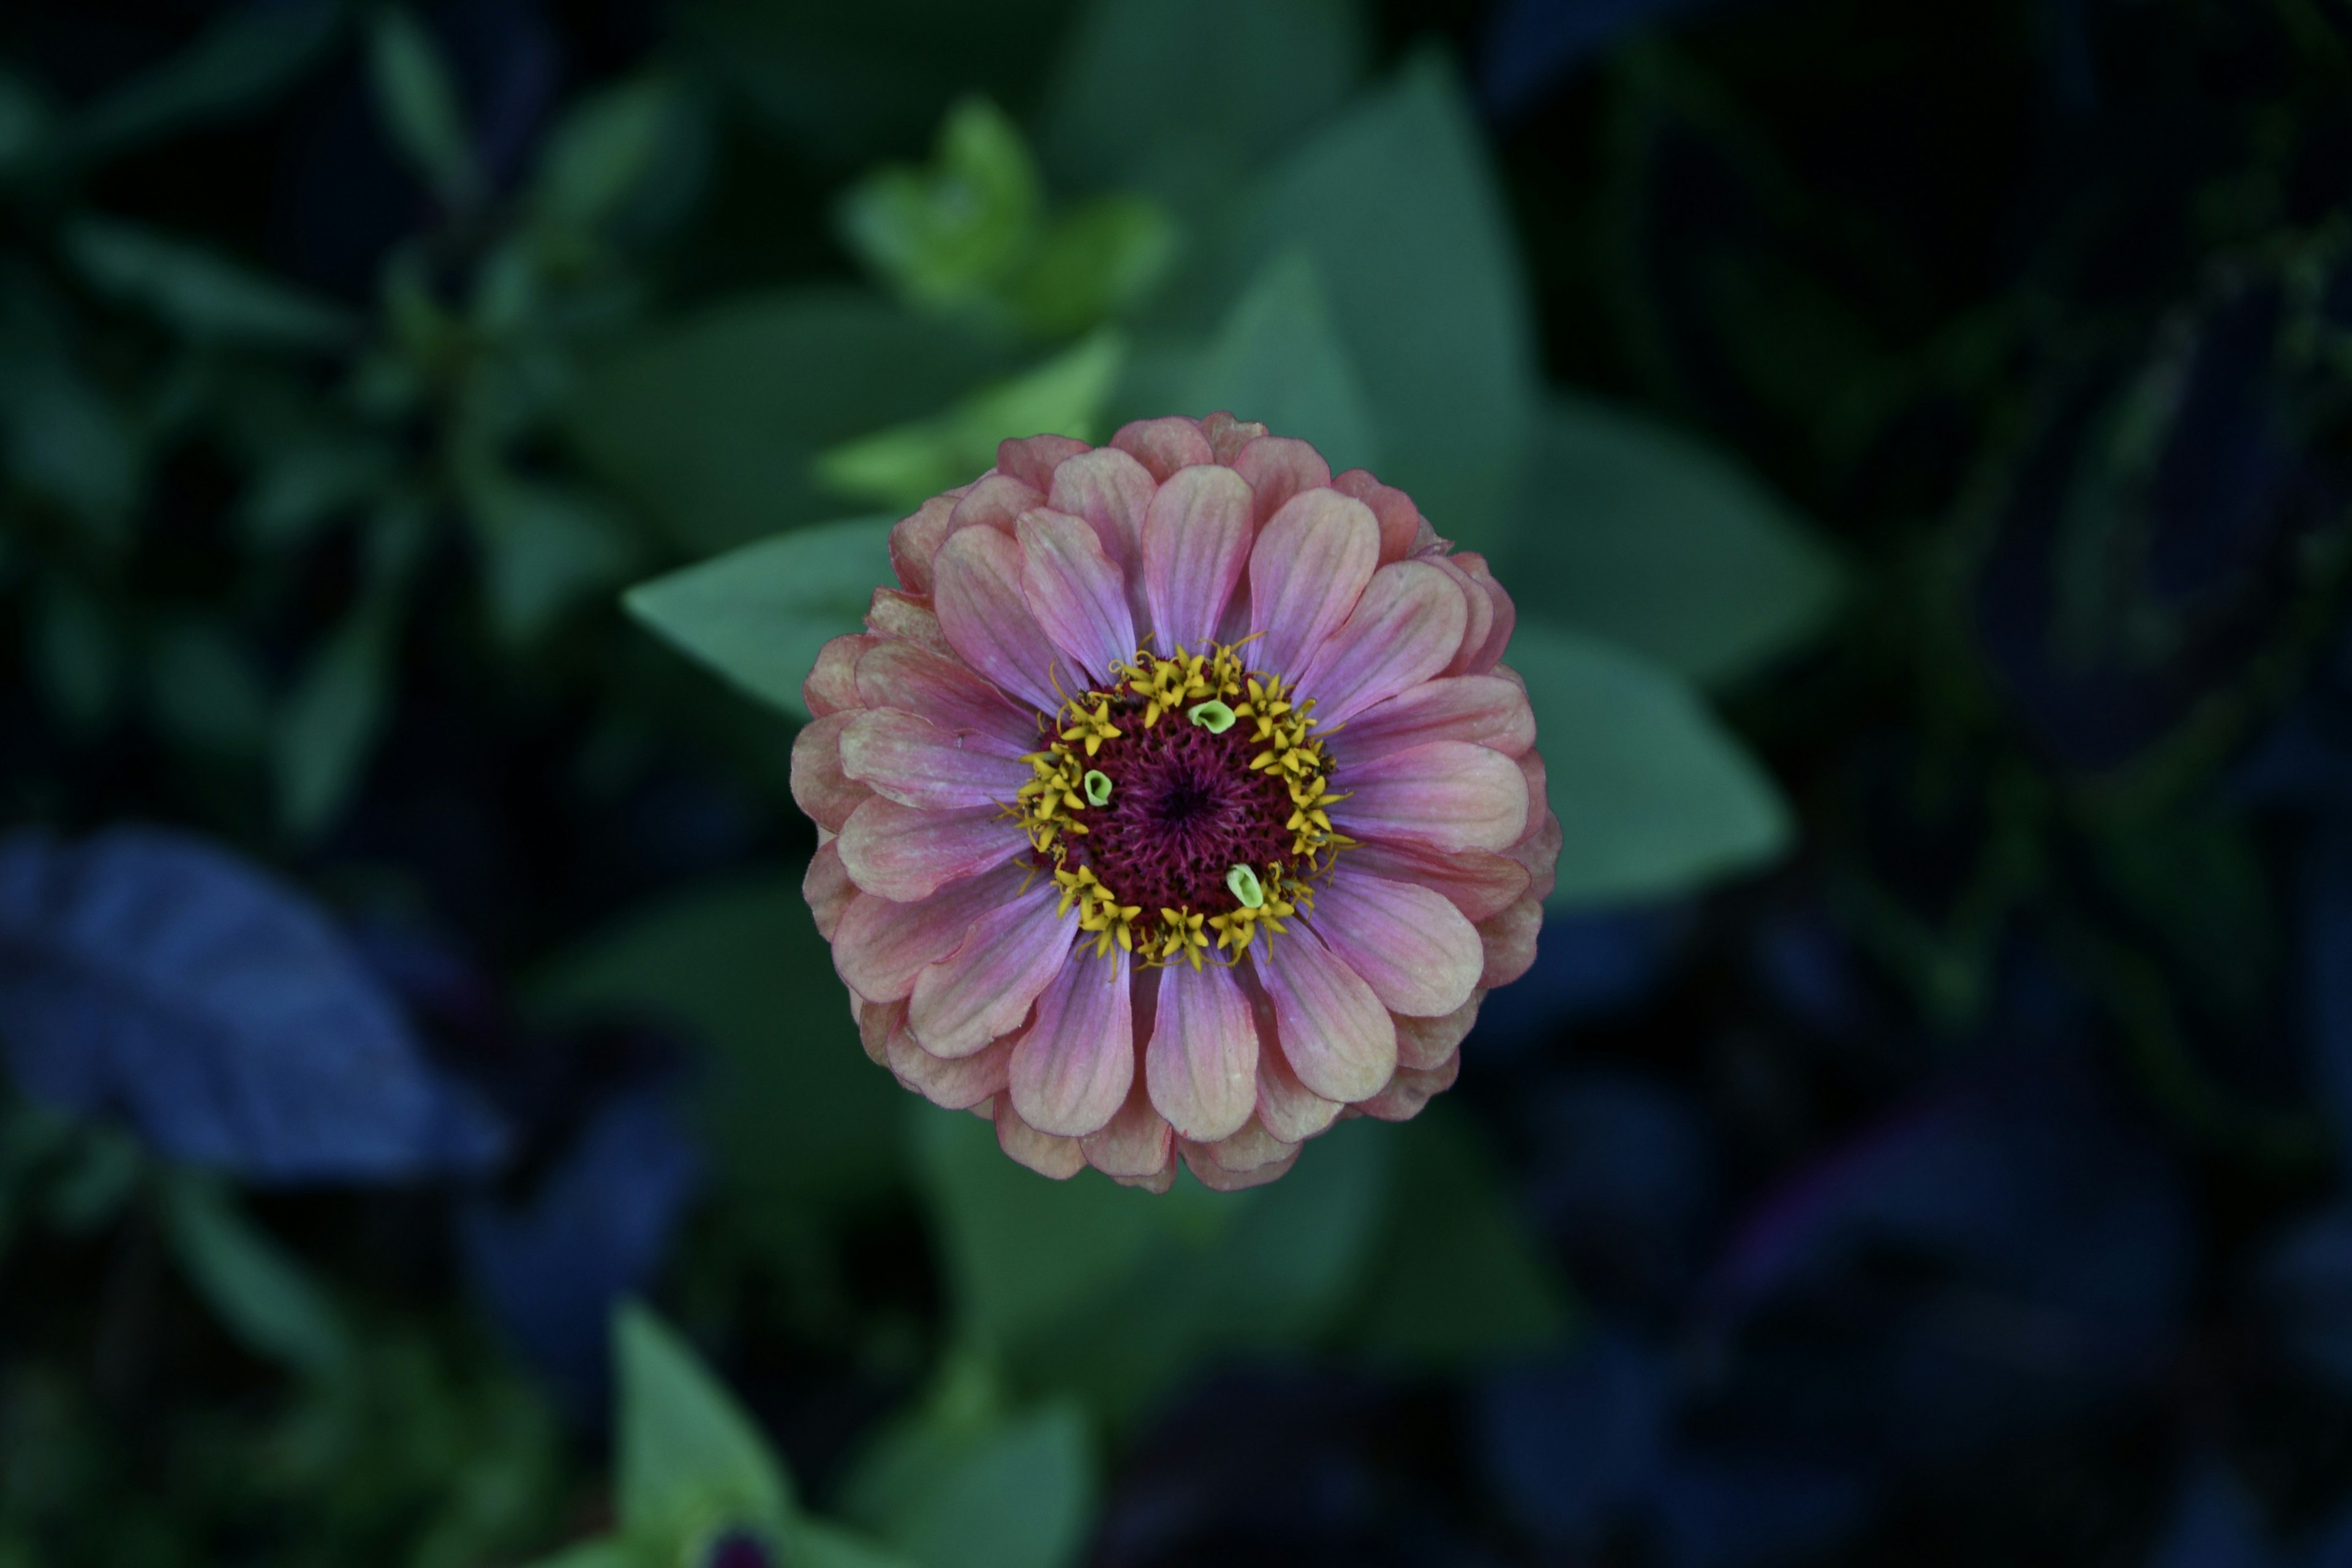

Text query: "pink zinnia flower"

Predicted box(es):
[795, 412, 1560, 1191]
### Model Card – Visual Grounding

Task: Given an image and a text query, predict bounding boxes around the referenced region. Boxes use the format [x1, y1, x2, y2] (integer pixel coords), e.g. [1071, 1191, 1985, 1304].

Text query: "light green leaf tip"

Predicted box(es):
[614, 1301, 793, 1541]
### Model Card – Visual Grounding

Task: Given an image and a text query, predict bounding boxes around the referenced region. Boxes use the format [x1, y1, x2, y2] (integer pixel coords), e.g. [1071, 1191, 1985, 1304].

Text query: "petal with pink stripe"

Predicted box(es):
[1145, 959, 1260, 1142]
[1308, 866, 1484, 1018]
[932, 526, 1063, 713]
[1294, 560, 1467, 725]
[908, 882, 1072, 1058]
[841, 710, 1029, 809]
[837, 798, 1022, 902]
[1018, 508, 1137, 685]
[1253, 927, 1395, 1104]
[1141, 464, 1253, 654]
[1246, 488, 1380, 676]
[1331, 740, 1529, 854]
[1009, 955, 1135, 1137]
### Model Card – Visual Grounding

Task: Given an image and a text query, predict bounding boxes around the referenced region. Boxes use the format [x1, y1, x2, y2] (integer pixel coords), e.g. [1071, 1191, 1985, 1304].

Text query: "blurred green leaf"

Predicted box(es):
[41, 1125, 143, 1234]
[159, 1173, 352, 1381]
[146, 618, 271, 756]
[567, 288, 1010, 552]
[0, 69, 51, 177]
[1004, 196, 1179, 337]
[1039, 0, 1366, 217]
[817, 328, 1125, 510]
[367, 6, 478, 209]
[0, 278, 139, 536]
[1228, 51, 1536, 551]
[842, 1357, 1095, 1568]
[530, 75, 681, 235]
[1340, 1108, 1574, 1366]
[841, 97, 1043, 318]
[64, 0, 343, 161]
[1509, 620, 1791, 907]
[614, 1303, 791, 1539]
[1185, 247, 1378, 474]
[1509, 395, 1844, 688]
[238, 438, 396, 549]
[915, 1110, 1393, 1417]
[461, 472, 641, 644]
[526, 870, 905, 1221]
[273, 598, 396, 840]
[28, 576, 119, 733]
[65, 217, 359, 350]
[624, 516, 890, 722]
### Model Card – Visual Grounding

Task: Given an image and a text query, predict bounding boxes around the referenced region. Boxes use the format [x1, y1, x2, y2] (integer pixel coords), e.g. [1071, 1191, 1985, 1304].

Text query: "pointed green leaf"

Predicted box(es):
[462, 473, 641, 644]
[65, 217, 358, 350]
[624, 515, 891, 722]
[159, 1173, 352, 1381]
[839, 97, 1042, 317]
[530, 75, 682, 234]
[1509, 620, 1791, 907]
[1185, 247, 1378, 474]
[614, 1302, 792, 1537]
[367, 6, 477, 208]
[273, 599, 395, 840]
[64, 0, 342, 161]
[1509, 395, 1844, 687]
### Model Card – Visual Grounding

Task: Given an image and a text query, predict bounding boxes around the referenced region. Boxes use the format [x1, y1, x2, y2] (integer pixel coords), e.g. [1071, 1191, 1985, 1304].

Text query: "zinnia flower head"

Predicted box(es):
[796, 412, 1561, 1191]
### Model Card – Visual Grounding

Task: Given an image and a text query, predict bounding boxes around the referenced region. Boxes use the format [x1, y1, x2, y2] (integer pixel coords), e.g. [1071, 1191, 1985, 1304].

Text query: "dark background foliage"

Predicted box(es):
[1, 0, 2349, 1565]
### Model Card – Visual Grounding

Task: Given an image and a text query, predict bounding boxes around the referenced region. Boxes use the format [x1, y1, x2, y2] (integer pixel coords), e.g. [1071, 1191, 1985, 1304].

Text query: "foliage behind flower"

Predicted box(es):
[794, 413, 1558, 1189]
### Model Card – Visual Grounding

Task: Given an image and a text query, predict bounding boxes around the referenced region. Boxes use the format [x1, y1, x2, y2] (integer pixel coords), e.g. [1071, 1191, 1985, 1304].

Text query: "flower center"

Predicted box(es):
[1012, 641, 1351, 968]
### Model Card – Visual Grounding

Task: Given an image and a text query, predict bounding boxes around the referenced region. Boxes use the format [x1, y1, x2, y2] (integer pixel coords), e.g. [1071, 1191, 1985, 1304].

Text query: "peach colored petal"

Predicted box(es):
[804, 633, 877, 717]
[1145, 959, 1260, 1142]
[1200, 410, 1268, 464]
[837, 797, 1022, 902]
[947, 473, 1044, 535]
[1082, 1072, 1176, 1178]
[890, 494, 958, 594]
[908, 882, 1071, 1058]
[1254, 927, 1396, 1104]
[1341, 842, 1527, 923]
[1247, 488, 1380, 677]
[1231, 435, 1332, 525]
[1112, 1164, 1177, 1193]
[891, 1024, 1012, 1110]
[1335, 674, 1535, 761]
[804, 840, 854, 940]
[1009, 955, 1135, 1137]
[1333, 739, 1530, 854]
[1355, 1051, 1460, 1122]
[995, 1098, 1087, 1178]
[1308, 867, 1483, 1019]
[865, 588, 952, 655]
[1425, 554, 1496, 679]
[841, 710, 1029, 809]
[853, 641, 1035, 749]
[1397, 990, 1481, 1070]
[1110, 415, 1213, 481]
[997, 434, 1090, 491]
[790, 712, 869, 833]
[1506, 805, 1563, 903]
[1451, 552, 1515, 674]
[1201, 1117, 1298, 1175]
[1181, 1140, 1298, 1191]
[1477, 895, 1543, 989]
[1017, 508, 1138, 685]
[829, 863, 1024, 1004]
[856, 998, 900, 1066]
[1047, 446, 1156, 601]
[1330, 469, 1425, 564]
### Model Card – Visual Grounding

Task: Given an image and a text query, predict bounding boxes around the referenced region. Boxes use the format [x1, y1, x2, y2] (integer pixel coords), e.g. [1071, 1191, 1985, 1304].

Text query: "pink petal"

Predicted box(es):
[1112, 1164, 1177, 1193]
[1200, 1117, 1298, 1175]
[1082, 1072, 1175, 1179]
[1515, 748, 1548, 822]
[1145, 960, 1260, 1142]
[856, 998, 899, 1065]
[804, 633, 877, 717]
[1425, 554, 1497, 679]
[947, 473, 1044, 535]
[1332, 740, 1529, 854]
[830, 864, 1024, 1004]
[790, 712, 869, 833]
[1048, 445, 1156, 592]
[840, 710, 1029, 808]
[995, 1098, 1087, 1179]
[1397, 990, 1481, 1070]
[1140, 464, 1254, 654]
[1009, 955, 1135, 1137]
[1231, 435, 1331, 525]
[1333, 674, 1534, 762]
[1018, 508, 1138, 685]
[997, 434, 1091, 492]
[1180, 1140, 1297, 1191]
[891, 494, 958, 594]
[1478, 896, 1543, 989]
[837, 797, 1022, 902]
[1330, 469, 1425, 564]
[1252, 1030, 1343, 1142]
[1110, 416, 1213, 481]
[890, 1022, 1012, 1110]
[932, 525, 1063, 714]
[1356, 1052, 1460, 1123]
[1343, 840, 1528, 922]
[804, 840, 855, 940]
[1308, 867, 1483, 1019]
[908, 881, 1071, 1058]
[865, 588, 952, 655]
[1253, 928, 1396, 1104]
[1294, 560, 1467, 725]
[854, 641, 1035, 750]
[1452, 552, 1515, 674]
[1200, 411, 1268, 464]
[1246, 488, 1380, 677]
[1507, 805, 1563, 903]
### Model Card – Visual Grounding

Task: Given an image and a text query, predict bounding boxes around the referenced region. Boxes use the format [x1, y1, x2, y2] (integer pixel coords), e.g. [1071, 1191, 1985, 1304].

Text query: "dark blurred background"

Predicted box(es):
[1, 0, 2349, 1564]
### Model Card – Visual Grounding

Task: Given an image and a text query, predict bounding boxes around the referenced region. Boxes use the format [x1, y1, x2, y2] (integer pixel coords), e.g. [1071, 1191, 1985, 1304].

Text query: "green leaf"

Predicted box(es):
[366, 6, 477, 208]
[238, 438, 395, 549]
[0, 281, 139, 536]
[624, 516, 890, 722]
[513, 1544, 639, 1568]
[1227, 51, 1536, 551]
[785, 1519, 924, 1568]
[146, 618, 271, 756]
[566, 287, 1011, 552]
[64, 217, 359, 350]
[530, 75, 680, 234]
[525, 871, 905, 1221]
[1509, 395, 1844, 687]
[1341, 1108, 1573, 1366]
[1039, 0, 1366, 217]
[914, 1109, 1393, 1416]
[273, 598, 396, 840]
[158, 1173, 352, 1381]
[816, 329, 1125, 511]
[1003, 195, 1179, 337]
[462, 472, 641, 644]
[0, 69, 51, 178]
[1185, 247, 1378, 475]
[614, 1302, 792, 1538]
[28, 577, 119, 733]
[1509, 620, 1791, 907]
[64, 0, 343, 162]
[839, 97, 1043, 318]
[843, 1359, 1095, 1568]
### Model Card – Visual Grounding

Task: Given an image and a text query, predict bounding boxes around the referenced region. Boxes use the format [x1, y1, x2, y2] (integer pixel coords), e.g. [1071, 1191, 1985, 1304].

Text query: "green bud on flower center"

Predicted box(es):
[1226, 864, 1265, 909]
[1083, 769, 1114, 806]
[1186, 699, 1237, 734]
